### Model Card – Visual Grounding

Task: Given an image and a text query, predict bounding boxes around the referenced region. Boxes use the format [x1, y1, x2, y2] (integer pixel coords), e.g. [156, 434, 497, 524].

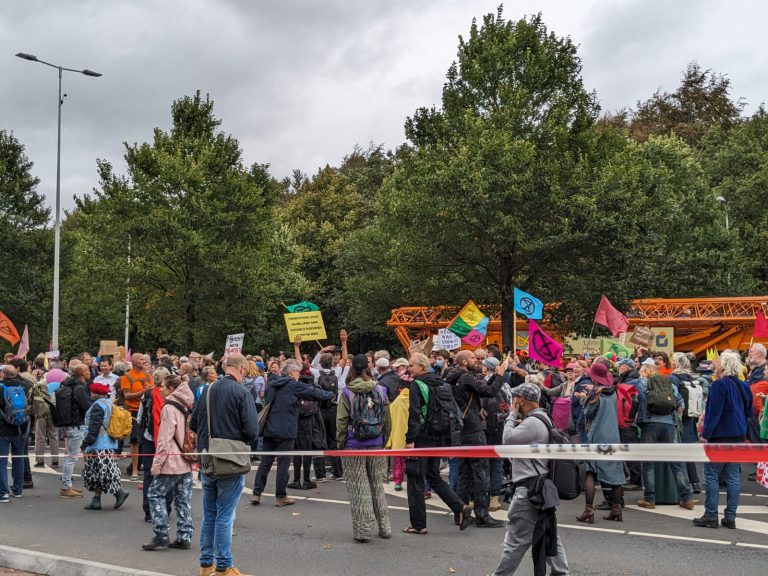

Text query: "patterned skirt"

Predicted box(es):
[82, 450, 123, 495]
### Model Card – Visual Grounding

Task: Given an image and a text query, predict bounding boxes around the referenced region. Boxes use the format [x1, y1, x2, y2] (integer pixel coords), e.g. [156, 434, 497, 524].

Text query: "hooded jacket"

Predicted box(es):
[445, 365, 504, 437]
[386, 387, 409, 450]
[153, 381, 195, 476]
[406, 370, 453, 445]
[59, 376, 92, 428]
[261, 375, 334, 440]
[336, 376, 391, 449]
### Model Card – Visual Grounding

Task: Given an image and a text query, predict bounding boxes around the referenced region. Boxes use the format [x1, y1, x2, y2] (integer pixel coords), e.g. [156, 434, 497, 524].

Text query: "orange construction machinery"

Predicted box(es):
[387, 296, 768, 356]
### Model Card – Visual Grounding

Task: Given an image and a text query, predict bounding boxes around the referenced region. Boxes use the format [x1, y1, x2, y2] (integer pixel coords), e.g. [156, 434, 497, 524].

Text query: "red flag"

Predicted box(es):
[754, 310, 768, 338]
[0, 310, 20, 346]
[16, 325, 29, 359]
[594, 295, 629, 337]
[528, 319, 563, 368]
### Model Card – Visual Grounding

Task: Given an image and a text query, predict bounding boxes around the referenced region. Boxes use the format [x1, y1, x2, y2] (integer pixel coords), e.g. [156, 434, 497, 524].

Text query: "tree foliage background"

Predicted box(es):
[0, 8, 763, 356]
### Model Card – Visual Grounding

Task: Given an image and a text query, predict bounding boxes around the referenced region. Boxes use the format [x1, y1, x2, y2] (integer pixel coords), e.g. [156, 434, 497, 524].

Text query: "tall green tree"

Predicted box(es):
[69, 92, 303, 353]
[0, 130, 51, 354]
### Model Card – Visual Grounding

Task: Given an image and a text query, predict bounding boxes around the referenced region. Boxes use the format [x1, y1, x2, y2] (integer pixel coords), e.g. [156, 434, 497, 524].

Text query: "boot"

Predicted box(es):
[84, 496, 102, 510]
[603, 502, 623, 522]
[576, 505, 595, 524]
[214, 568, 252, 576]
[114, 489, 129, 509]
[199, 566, 215, 576]
[489, 495, 501, 512]
[141, 535, 170, 551]
[274, 496, 295, 507]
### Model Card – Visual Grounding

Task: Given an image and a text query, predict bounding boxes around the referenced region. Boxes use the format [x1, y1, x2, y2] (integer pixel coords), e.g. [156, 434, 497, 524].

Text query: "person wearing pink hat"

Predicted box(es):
[575, 362, 627, 524]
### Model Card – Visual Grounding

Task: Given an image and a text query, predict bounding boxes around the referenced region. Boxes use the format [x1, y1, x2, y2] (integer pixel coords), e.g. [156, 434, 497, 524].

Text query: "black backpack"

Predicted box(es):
[317, 371, 339, 406]
[529, 412, 582, 501]
[51, 384, 74, 428]
[415, 379, 461, 438]
[298, 375, 319, 417]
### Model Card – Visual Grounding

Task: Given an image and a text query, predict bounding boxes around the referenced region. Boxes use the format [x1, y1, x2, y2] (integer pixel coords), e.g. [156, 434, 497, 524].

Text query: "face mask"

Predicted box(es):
[435, 360, 444, 369]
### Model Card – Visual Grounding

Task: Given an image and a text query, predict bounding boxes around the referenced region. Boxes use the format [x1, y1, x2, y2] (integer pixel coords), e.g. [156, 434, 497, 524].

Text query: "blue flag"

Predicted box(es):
[513, 288, 543, 319]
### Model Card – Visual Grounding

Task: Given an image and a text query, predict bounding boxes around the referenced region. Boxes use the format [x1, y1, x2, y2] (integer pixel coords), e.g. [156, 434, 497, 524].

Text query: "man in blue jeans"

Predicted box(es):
[694, 350, 752, 529]
[0, 366, 32, 502]
[630, 362, 696, 510]
[191, 353, 258, 576]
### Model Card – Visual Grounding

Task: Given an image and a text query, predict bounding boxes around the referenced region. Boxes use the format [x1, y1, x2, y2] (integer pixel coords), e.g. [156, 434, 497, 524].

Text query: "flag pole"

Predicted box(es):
[513, 310, 518, 355]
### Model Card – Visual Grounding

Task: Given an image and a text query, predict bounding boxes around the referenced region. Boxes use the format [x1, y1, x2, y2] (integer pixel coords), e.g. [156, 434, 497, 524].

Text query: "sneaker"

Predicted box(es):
[692, 482, 702, 494]
[34, 462, 45, 468]
[637, 499, 655, 509]
[424, 490, 432, 500]
[394, 484, 403, 491]
[301, 481, 317, 490]
[623, 483, 643, 491]
[693, 515, 718, 529]
[331, 475, 344, 481]
[679, 499, 697, 510]
[313, 476, 328, 483]
[51, 461, 59, 469]
[286, 481, 302, 490]
[0, 494, 9, 503]
[11, 493, 22, 498]
[59, 487, 84, 499]
[250, 494, 261, 506]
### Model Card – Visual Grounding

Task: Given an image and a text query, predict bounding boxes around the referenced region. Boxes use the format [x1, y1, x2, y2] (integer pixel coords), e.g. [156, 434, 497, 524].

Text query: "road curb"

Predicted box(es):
[0, 544, 172, 576]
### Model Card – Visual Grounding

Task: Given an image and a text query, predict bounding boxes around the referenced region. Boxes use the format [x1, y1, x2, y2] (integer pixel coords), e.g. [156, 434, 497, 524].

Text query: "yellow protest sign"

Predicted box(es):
[284, 311, 327, 341]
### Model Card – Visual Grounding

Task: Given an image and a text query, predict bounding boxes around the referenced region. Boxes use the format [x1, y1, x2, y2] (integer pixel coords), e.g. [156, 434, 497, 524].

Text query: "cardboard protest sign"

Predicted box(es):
[629, 326, 654, 347]
[409, 337, 434, 356]
[284, 311, 327, 341]
[98, 340, 118, 357]
[433, 329, 462, 351]
[224, 333, 245, 355]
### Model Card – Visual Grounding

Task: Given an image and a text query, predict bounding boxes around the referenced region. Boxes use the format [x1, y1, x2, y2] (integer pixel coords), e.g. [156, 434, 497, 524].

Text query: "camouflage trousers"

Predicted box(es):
[147, 472, 194, 542]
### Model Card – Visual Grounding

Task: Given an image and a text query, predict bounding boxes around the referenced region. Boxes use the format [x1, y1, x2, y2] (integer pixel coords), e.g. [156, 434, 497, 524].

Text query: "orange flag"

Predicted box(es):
[0, 310, 20, 346]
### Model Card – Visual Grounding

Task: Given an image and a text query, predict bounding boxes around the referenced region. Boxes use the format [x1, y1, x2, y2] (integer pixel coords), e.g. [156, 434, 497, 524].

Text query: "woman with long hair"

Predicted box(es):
[336, 354, 392, 542]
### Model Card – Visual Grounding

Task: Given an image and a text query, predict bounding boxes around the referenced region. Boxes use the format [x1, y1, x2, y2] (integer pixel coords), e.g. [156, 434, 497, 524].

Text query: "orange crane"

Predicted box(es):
[387, 296, 768, 355]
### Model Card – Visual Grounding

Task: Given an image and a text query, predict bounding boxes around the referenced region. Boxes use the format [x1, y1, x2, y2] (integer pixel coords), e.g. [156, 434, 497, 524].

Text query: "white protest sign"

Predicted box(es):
[434, 328, 462, 351]
[45, 350, 60, 359]
[224, 333, 245, 355]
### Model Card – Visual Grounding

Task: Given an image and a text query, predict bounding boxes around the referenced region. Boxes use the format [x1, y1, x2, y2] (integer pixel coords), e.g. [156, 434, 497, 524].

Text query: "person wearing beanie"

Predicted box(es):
[80, 381, 129, 511]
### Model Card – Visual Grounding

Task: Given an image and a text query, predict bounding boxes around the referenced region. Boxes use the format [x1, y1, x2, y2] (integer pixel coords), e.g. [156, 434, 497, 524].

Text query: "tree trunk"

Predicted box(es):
[500, 282, 515, 352]
[185, 291, 196, 352]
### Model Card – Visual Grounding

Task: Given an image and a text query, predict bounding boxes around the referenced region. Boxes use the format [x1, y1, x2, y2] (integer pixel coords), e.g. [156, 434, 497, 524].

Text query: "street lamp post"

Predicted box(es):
[15, 52, 101, 352]
[717, 196, 731, 287]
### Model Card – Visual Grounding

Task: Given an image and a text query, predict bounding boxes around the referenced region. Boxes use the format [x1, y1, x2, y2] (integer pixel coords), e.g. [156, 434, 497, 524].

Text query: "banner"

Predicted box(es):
[285, 301, 320, 313]
[601, 338, 633, 359]
[528, 319, 563, 368]
[433, 328, 461, 351]
[513, 288, 543, 320]
[594, 295, 629, 337]
[0, 310, 20, 346]
[224, 333, 245, 355]
[284, 311, 327, 341]
[16, 325, 29, 359]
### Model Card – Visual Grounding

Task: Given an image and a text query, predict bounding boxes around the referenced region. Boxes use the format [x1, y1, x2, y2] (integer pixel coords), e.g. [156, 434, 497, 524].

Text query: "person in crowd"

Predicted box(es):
[190, 353, 259, 576]
[432, 349, 451, 377]
[403, 353, 471, 535]
[59, 364, 92, 499]
[94, 357, 119, 402]
[570, 360, 592, 442]
[633, 362, 696, 511]
[391, 357, 410, 380]
[81, 381, 129, 511]
[491, 383, 570, 575]
[30, 364, 59, 470]
[0, 366, 33, 502]
[336, 354, 392, 542]
[747, 343, 767, 383]
[694, 350, 752, 529]
[654, 351, 673, 376]
[376, 357, 401, 403]
[616, 358, 639, 384]
[143, 374, 195, 551]
[575, 362, 626, 523]
[386, 375, 410, 491]
[669, 352, 702, 493]
[251, 359, 334, 507]
[478, 356, 509, 513]
[446, 350, 506, 528]
[288, 370, 326, 491]
[120, 354, 154, 480]
[180, 362, 202, 393]
[614, 359, 642, 491]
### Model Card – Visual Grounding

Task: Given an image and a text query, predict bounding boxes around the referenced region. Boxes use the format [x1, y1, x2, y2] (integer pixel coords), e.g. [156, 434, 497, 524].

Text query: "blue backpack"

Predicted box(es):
[1, 383, 29, 427]
[344, 386, 386, 441]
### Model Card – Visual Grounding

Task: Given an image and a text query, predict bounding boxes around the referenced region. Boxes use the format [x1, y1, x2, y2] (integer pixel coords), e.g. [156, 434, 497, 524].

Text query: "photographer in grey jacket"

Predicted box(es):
[492, 383, 570, 576]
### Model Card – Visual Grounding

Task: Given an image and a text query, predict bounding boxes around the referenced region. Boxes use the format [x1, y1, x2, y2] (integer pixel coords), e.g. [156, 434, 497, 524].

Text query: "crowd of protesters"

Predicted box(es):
[1, 338, 767, 575]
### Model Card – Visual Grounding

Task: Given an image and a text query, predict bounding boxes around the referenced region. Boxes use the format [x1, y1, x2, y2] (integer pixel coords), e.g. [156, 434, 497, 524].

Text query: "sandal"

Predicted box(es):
[402, 527, 428, 535]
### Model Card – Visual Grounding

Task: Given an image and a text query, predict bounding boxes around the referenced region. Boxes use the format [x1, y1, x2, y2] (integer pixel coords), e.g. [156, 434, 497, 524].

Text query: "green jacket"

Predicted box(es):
[336, 377, 392, 449]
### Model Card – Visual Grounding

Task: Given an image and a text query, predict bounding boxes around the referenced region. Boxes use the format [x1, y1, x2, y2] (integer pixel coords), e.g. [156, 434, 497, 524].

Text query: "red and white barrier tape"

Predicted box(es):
[12, 443, 768, 463]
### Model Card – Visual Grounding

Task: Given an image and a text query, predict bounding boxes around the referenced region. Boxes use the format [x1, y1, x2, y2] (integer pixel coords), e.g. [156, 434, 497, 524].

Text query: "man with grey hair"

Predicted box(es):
[251, 359, 333, 507]
[190, 352, 258, 575]
[747, 343, 767, 384]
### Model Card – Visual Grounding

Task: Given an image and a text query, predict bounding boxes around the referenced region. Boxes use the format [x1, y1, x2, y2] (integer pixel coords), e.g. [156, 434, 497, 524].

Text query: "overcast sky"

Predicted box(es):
[2, 0, 766, 214]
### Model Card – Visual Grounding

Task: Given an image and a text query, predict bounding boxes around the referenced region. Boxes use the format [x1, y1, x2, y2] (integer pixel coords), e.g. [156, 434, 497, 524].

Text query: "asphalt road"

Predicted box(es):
[3, 461, 768, 576]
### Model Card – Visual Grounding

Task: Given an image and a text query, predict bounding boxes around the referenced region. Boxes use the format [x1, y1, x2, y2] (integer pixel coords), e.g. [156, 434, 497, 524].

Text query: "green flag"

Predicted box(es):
[600, 338, 633, 359]
[286, 301, 320, 313]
